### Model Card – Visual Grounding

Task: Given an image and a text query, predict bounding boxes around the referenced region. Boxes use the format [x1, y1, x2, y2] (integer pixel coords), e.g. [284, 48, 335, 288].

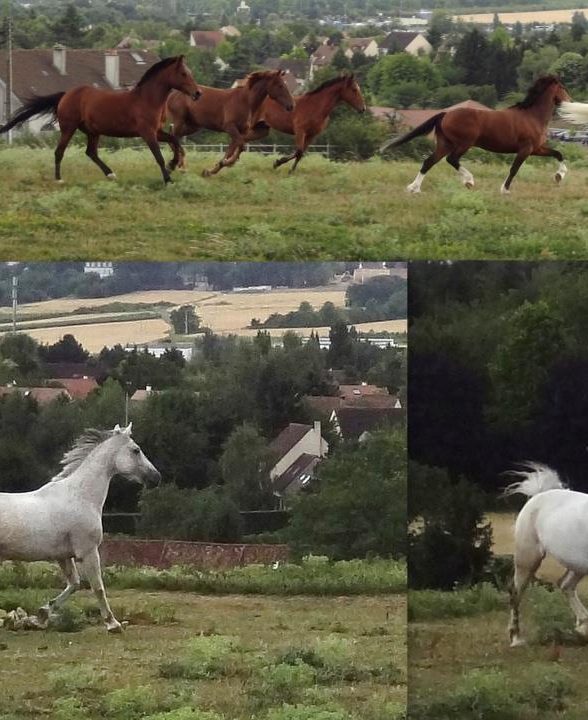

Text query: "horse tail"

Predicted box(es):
[379, 112, 446, 153]
[502, 462, 566, 499]
[558, 101, 588, 125]
[0, 92, 65, 134]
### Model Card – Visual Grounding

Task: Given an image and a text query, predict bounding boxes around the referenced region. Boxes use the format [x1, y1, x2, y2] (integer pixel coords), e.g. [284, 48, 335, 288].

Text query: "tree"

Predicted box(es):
[39, 334, 89, 363]
[288, 430, 406, 560]
[170, 305, 200, 335]
[220, 423, 274, 510]
[328, 321, 354, 368]
[550, 52, 584, 88]
[52, 3, 86, 46]
[82, 377, 125, 429]
[572, 11, 588, 41]
[0, 333, 40, 377]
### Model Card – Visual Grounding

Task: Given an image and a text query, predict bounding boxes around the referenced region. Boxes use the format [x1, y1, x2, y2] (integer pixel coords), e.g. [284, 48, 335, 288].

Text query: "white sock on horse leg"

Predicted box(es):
[458, 166, 474, 186]
[407, 172, 425, 193]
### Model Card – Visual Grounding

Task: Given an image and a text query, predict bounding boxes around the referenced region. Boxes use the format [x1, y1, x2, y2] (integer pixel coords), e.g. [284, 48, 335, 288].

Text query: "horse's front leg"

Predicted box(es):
[140, 129, 172, 184]
[37, 557, 80, 625]
[531, 145, 567, 184]
[559, 570, 588, 637]
[158, 129, 183, 173]
[501, 147, 531, 194]
[79, 547, 122, 633]
[203, 127, 244, 177]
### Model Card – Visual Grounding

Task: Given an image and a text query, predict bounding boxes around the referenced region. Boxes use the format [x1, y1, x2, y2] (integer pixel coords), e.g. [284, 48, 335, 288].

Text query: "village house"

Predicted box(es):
[304, 383, 402, 419]
[344, 37, 380, 60]
[330, 406, 404, 442]
[372, 100, 490, 134]
[47, 377, 99, 400]
[379, 31, 433, 56]
[262, 58, 310, 94]
[0, 46, 159, 132]
[269, 421, 329, 507]
[309, 41, 339, 79]
[0, 384, 72, 405]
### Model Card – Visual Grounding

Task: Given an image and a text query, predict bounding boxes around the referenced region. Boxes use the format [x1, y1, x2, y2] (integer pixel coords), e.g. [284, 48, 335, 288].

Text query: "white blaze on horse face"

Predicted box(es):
[407, 172, 425, 193]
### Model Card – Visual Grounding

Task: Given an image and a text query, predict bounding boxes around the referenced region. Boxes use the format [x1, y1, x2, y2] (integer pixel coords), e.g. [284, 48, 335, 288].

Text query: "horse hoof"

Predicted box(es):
[202, 169, 211, 178]
[106, 621, 123, 633]
[500, 185, 510, 195]
[554, 172, 562, 184]
[510, 636, 526, 647]
[106, 173, 117, 181]
[55, 179, 65, 185]
[465, 181, 474, 190]
[406, 185, 421, 194]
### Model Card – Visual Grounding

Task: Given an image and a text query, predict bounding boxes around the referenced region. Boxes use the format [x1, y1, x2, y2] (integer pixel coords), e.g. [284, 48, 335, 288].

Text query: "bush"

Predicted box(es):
[138, 484, 242, 542]
[409, 463, 492, 590]
[159, 636, 248, 680]
[102, 686, 161, 719]
[527, 585, 577, 645]
[265, 705, 352, 720]
[248, 661, 317, 711]
[408, 583, 503, 622]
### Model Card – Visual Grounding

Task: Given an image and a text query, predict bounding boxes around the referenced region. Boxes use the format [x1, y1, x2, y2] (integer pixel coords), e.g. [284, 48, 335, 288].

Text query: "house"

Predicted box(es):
[262, 58, 310, 94]
[130, 385, 159, 402]
[220, 25, 241, 38]
[0, 384, 71, 405]
[84, 262, 114, 279]
[0, 46, 159, 132]
[310, 42, 339, 78]
[372, 100, 490, 133]
[189, 30, 225, 51]
[344, 37, 380, 60]
[331, 406, 404, 442]
[48, 377, 99, 400]
[379, 31, 433, 56]
[352, 261, 390, 284]
[304, 383, 401, 418]
[125, 343, 194, 362]
[269, 421, 329, 506]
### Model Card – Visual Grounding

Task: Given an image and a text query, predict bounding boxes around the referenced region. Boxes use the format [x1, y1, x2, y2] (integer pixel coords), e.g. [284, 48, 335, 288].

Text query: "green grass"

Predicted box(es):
[0, 591, 406, 720]
[4, 146, 588, 260]
[409, 582, 588, 719]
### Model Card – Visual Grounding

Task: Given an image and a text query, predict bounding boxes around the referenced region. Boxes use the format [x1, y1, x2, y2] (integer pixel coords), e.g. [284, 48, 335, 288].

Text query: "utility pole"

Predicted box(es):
[5, 0, 13, 145]
[11, 274, 17, 332]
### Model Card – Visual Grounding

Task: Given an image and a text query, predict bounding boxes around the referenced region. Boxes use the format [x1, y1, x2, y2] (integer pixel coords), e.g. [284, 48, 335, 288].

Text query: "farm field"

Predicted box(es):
[454, 7, 588, 23]
[4, 148, 588, 260]
[0, 590, 406, 720]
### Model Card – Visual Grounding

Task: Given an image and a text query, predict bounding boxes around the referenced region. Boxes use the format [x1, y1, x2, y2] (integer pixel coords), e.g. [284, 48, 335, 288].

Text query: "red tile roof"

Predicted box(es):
[190, 30, 225, 50]
[48, 377, 98, 400]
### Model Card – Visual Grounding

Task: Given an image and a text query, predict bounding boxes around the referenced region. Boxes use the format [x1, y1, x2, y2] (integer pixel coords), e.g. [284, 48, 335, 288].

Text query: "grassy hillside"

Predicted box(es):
[4, 147, 588, 260]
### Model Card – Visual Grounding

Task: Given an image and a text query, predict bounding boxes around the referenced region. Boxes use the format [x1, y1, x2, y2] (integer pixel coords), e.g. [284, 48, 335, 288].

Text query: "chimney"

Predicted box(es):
[53, 44, 67, 76]
[314, 420, 322, 456]
[105, 50, 120, 89]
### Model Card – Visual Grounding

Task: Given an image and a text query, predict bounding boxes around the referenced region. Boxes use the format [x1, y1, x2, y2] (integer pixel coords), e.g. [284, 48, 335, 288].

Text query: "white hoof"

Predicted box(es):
[510, 636, 526, 647]
[106, 619, 123, 633]
[55, 179, 65, 184]
[106, 173, 117, 181]
[465, 181, 474, 189]
[501, 183, 510, 195]
[406, 183, 421, 194]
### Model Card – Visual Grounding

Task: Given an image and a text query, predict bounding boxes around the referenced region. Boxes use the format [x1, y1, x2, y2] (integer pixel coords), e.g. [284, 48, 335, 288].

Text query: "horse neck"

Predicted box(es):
[527, 93, 557, 126]
[311, 83, 345, 118]
[65, 441, 118, 510]
[135, 75, 173, 107]
[247, 79, 275, 115]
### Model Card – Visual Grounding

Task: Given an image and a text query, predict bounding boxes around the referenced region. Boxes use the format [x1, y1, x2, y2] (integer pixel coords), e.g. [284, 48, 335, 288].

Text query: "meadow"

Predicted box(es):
[4, 147, 588, 260]
[0, 559, 406, 720]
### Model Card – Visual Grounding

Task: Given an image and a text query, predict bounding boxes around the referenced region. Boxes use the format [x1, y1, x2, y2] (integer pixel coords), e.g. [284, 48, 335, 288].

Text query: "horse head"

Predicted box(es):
[341, 74, 367, 113]
[111, 423, 161, 487]
[169, 55, 202, 102]
[262, 70, 295, 112]
[552, 76, 571, 105]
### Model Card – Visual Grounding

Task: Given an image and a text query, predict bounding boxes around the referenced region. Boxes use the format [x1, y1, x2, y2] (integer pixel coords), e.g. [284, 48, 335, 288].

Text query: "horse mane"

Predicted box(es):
[136, 56, 180, 88]
[245, 70, 280, 87]
[52, 429, 115, 481]
[511, 75, 560, 109]
[306, 75, 350, 96]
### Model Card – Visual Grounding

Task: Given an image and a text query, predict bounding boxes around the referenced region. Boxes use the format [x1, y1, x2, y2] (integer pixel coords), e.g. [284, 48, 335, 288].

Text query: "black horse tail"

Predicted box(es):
[379, 112, 446, 153]
[0, 92, 66, 134]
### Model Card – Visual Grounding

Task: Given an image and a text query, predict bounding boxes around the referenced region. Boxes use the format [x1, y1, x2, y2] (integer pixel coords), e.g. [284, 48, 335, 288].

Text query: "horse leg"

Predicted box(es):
[559, 570, 588, 637]
[407, 138, 450, 193]
[85, 134, 116, 179]
[274, 149, 299, 170]
[158, 129, 183, 173]
[446, 150, 475, 189]
[501, 150, 531, 194]
[203, 130, 243, 177]
[37, 558, 81, 624]
[54, 126, 76, 183]
[531, 145, 567, 184]
[79, 547, 122, 633]
[141, 131, 172, 184]
[509, 551, 543, 647]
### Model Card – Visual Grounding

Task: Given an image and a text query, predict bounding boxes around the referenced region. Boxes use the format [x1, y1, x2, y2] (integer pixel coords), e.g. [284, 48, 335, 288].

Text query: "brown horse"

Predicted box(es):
[0, 56, 201, 184]
[165, 70, 294, 176]
[247, 74, 367, 173]
[382, 75, 570, 194]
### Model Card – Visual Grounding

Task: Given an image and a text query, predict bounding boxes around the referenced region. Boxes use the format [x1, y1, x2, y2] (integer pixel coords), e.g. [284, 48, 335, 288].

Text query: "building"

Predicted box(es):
[352, 261, 390, 284]
[0, 384, 71, 405]
[374, 100, 490, 134]
[330, 406, 404, 442]
[310, 42, 339, 79]
[379, 31, 433, 56]
[304, 383, 401, 418]
[262, 58, 310, 94]
[48, 377, 99, 400]
[0, 47, 159, 132]
[125, 343, 194, 362]
[130, 385, 159, 402]
[189, 30, 225, 51]
[269, 421, 329, 506]
[344, 37, 380, 60]
[84, 262, 114, 279]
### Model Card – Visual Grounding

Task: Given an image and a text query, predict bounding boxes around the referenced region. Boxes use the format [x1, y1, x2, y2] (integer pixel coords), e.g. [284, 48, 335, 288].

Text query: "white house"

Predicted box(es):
[84, 262, 114, 279]
[379, 32, 433, 56]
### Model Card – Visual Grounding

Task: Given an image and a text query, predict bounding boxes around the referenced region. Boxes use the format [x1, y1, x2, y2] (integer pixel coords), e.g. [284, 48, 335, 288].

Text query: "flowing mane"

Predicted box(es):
[136, 56, 181, 88]
[245, 70, 280, 87]
[306, 75, 349, 95]
[52, 429, 114, 481]
[511, 75, 561, 109]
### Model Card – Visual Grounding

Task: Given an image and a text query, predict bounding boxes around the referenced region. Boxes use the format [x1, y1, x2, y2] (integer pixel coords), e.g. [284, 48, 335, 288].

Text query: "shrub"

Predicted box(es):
[52, 697, 89, 720]
[408, 583, 504, 621]
[49, 664, 105, 696]
[102, 685, 161, 719]
[527, 585, 577, 645]
[159, 636, 247, 680]
[265, 705, 352, 720]
[248, 661, 317, 711]
[145, 710, 224, 720]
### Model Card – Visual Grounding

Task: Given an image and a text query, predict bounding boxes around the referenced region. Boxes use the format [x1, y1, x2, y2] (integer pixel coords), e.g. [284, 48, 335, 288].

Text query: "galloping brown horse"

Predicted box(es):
[0, 56, 201, 184]
[247, 74, 366, 173]
[383, 76, 570, 194]
[165, 70, 294, 176]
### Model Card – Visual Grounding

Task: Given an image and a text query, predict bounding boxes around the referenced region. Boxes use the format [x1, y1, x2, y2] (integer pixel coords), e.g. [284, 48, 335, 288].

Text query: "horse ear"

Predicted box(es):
[113, 424, 121, 433]
[124, 422, 133, 435]
[177, 55, 185, 63]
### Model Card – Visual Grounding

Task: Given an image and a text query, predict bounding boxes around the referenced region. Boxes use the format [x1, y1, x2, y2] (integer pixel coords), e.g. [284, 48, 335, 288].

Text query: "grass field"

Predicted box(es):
[4, 147, 588, 260]
[454, 7, 588, 22]
[0, 590, 406, 720]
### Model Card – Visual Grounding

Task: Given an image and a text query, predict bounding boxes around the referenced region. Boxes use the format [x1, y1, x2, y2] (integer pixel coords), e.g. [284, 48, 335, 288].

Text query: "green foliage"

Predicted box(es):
[159, 636, 246, 680]
[220, 423, 274, 510]
[288, 431, 406, 560]
[408, 583, 504, 621]
[102, 685, 161, 719]
[265, 706, 352, 720]
[527, 585, 578, 645]
[409, 463, 492, 590]
[170, 305, 200, 335]
[138, 484, 243, 542]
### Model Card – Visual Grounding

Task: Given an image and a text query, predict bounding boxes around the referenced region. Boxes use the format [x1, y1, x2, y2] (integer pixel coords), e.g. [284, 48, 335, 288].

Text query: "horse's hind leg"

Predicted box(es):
[79, 547, 122, 633]
[37, 558, 80, 624]
[501, 148, 531, 194]
[158, 129, 183, 173]
[509, 556, 542, 646]
[407, 136, 450, 193]
[85, 134, 116, 179]
[54, 127, 76, 183]
[447, 150, 475, 189]
[559, 570, 588, 637]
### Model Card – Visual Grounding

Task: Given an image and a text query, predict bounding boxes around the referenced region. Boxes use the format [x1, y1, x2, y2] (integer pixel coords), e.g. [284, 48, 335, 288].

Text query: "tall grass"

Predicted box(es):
[0, 557, 406, 596]
[409, 583, 503, 621]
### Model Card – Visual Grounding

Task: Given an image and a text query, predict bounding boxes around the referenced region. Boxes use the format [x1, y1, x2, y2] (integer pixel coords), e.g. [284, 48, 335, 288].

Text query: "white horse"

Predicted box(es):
[0, 423, 160, 632]
[504, 462, 588, 646]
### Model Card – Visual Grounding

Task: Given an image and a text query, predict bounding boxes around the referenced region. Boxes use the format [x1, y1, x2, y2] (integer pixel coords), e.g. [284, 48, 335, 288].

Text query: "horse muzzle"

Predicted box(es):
[145, 468, 162, 487]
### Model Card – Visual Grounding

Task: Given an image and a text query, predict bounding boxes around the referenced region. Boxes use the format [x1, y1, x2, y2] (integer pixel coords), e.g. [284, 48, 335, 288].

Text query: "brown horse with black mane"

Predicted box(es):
[245, 74, 367, 173]
[382, 75, 570, 194]
[165, 69, 294, 176]
[0, 56, 201, 184]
